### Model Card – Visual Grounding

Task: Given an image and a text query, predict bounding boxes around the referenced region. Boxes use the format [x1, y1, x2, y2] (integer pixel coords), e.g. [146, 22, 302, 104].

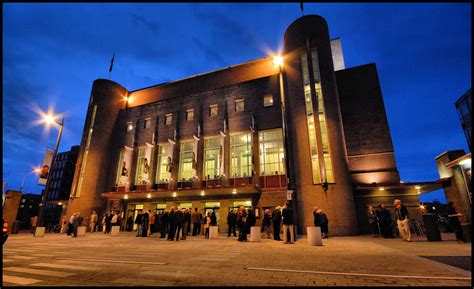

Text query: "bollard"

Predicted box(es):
[307, 226, 323, 246]
[34, 227, 45, 237]
[209, 226, 219, 239]
[77, 226, 86, 236]
[250, 226, 261, 242]
[110, 226, 120, 236]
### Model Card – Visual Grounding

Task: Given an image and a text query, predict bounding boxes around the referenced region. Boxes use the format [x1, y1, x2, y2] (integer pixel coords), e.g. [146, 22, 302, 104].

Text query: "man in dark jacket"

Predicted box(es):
[210, 211, 217, 226]
[105, 211, 113, 234]
[246, 208, 256, 237]
[261, 209, 272, 239]
[394, 199, 411, 242]
[135, 211, 143, 237]
[237, 206, 248, 242]
[191, 208, 201, 236]
[160, 211, 169, 238]
[376, 204, 394, 239]
[272, 206, 282, 241]
[173, 207, 183, 241]
[227, 209, 237, 237]
[182, 208, 191, 240]
[141, 211, 150, 237]
[167, 208, 176, 240]
[282, 202, 294, 244]
[313, 207, 321, 227]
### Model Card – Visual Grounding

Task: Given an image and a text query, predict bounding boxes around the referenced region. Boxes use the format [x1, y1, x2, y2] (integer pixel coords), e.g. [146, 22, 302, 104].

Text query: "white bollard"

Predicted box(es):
[209, 226, 219, 239]
[250, 226, 261, 242]
[34, 227, 45, 237]
[77, 226, 86, 236]
[110, 226, 120, 236]
[307, 226, 323, 246]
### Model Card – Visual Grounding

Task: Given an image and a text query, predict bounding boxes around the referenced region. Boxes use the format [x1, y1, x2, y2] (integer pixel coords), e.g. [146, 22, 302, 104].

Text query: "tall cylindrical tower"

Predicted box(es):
[66, 79, 128, 219]
[284, 15, 358, 235]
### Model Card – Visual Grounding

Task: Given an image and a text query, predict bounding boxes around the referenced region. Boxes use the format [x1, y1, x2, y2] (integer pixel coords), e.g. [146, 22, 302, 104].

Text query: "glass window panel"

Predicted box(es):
[204, 137, 221, 180]
[209, 105, 218, 117]
[165, 114, 172, 125]
[155, 145, 170, 183]
[263, 94, 274, 107]
[235, 99, 244, 112]
[230, 133, 252, 178]
[258, 129, 285, 176]
[186, 110, 194, 121]
[178, 142, 194, 181]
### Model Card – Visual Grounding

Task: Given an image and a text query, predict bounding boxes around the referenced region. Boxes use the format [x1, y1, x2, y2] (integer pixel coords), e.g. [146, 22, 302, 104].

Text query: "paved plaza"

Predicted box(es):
[2, 231, 472, 287]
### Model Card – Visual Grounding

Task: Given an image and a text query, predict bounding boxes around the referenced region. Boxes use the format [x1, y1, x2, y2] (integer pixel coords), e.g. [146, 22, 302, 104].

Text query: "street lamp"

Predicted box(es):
[19, 167, 42, 192]
[37, 112, 65, 226]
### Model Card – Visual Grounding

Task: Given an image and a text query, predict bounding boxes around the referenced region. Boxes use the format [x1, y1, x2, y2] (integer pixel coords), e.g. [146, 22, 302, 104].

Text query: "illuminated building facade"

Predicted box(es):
[64, 15, 440, 235]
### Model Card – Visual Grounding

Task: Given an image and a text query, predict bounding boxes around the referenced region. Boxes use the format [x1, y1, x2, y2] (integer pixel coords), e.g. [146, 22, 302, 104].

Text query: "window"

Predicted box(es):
[300, 50, 334, 184]
[135, 147, 152, 185]
[204, 137, 222, 180]
[155, 145, 170, 183]
[263, 94, 274, 107]
[178, 142, 194, 181]
[126, 122, 133, 132]
[230, 133, 252, 178]
[259, 129, 285, 176]
[144, 118, 151, 129]
[209, 105, 218, 117]
[186, 109, 194, 121]
[235, 99, 244, 112]
[165, 113, 172, 126]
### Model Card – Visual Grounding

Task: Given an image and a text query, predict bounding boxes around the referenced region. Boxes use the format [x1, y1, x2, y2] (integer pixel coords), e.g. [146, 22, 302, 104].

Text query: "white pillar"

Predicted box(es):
[34, 227, 45, 237]
[110, 226, 120, 236]
[250, 226, 261, 242]
[307, 226, 323, 246]
[209, 226, 219, 239]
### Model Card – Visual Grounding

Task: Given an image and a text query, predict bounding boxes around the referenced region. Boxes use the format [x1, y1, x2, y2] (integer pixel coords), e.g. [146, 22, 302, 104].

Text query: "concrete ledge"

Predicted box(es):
[34, 227, 45, 237]
[250, 226, 261, 242]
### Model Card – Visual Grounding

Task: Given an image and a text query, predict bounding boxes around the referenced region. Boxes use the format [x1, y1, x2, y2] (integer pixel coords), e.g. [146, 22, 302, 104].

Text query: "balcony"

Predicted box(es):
[259, 174, 286, 188]
[229, 177, 252, 187]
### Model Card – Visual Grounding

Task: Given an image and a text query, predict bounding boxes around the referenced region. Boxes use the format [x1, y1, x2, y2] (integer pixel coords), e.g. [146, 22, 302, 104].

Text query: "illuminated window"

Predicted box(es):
[263, 94, 274, 107]
[155, 145, 170, 183]
[186, 109, 194, 121]
[204, 137, 221, 180]
[135, 147, 152, 185]
[178, 142, 194, 181]
[209, 104, 218, 117]
[259, 129, 285, 176]
[126, 122, 133, 132]
[165, 113, 172, 126]
[230, 133, 252, 178]
[300, 50, 334, 184]
[144, 118, 151, 129]
[235, 99, 244, 112]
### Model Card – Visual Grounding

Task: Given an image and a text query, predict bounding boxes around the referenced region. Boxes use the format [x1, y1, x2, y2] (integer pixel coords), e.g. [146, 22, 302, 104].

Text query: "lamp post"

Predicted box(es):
[38, 113, 65, 226]
[19, 168, 41, 192]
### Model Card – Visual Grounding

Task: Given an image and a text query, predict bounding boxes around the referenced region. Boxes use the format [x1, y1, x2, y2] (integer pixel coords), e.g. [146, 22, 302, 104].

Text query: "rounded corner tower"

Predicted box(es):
[283, 15, 358, 235]
[66, 79, 129, 219]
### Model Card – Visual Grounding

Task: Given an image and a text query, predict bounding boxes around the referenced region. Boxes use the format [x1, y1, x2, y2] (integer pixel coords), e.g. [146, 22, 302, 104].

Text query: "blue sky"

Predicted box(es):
[3, 3, 471, 202]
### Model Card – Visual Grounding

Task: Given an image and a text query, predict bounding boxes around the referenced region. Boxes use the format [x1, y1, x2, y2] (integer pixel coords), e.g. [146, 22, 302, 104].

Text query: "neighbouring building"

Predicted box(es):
[64, 15, 443, 235]
[16, 193, 41, 229]
[41, 145, 80, 226]
[455, 89, 471, 151]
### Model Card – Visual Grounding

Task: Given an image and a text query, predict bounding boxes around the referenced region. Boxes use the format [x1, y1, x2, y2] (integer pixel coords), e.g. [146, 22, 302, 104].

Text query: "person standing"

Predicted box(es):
[182, 208, 191, 240]
[160, 211, 169, 238]
[210, 210, 217, 226]
[192, 208, 200, 236]
[261, 209, 272, 239]
[246, 208, 256, 236]
[367, 206, 380, 237]
[272, 206, 282, 241]
[67, 213, 76, 236]
[89, 211, 98, 233]
[31, 216, 38, 234]
[105, 211, 113, 234]
[149, 212, 156, 235]
[313, 207, 321, 227]
[126, 215, 134, 231]
[60, 216, 68, 234]
[167, 207, 176, 240]
[141, 210, 150, 237]
[318, 210, 329, 238]
[237, 206, 248, 242]
[204, 212, 211, 239]
[111, 211, 118, 228]
[201, 212, 207, 236]
[282, 202, 295, 244]
[394, 199, 411, 242]
[376, 204, 394, 238]
[227, 209, 237, 237]
[447, 201, 465, 243]
[72, 212, 80, 238]
[173, 207, 183, 241]
[135, 211, 143, 237]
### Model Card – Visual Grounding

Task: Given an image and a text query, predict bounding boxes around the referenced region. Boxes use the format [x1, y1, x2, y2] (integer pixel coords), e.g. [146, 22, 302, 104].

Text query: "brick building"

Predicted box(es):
[41, 145, 80, 226]
[64, 15, 440, 235]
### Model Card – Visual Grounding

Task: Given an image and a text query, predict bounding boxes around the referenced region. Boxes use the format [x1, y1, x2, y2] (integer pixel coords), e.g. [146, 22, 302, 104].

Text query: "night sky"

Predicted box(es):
[3, 3, 471, 203]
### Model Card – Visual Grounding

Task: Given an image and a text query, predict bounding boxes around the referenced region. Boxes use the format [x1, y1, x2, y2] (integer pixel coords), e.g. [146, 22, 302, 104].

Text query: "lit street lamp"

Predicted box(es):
[37, 113, 65, 226]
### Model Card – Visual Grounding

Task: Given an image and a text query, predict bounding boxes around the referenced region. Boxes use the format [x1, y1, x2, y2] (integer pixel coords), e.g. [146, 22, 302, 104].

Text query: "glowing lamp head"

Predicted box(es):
[123, 194, 129, 200]
[378, 187, 385, 191]
[33, 167, 41, 174]
[273, 55, 283, 66]
[58, 202, 63, 206]
[232, 188, 237, 195]
[200, 191, 205, 196]
[44, 114, 55, 124]
[147, 193, 151, 199]
[172, 192, 177, 197]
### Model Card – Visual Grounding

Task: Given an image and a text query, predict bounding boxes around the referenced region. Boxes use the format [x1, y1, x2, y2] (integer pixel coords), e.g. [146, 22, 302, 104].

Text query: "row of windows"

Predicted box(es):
[125, 95, 275, 133]
[115, 128, 285, 186]
[50, 180, 62, 189]
[51, 170, 64, 180]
